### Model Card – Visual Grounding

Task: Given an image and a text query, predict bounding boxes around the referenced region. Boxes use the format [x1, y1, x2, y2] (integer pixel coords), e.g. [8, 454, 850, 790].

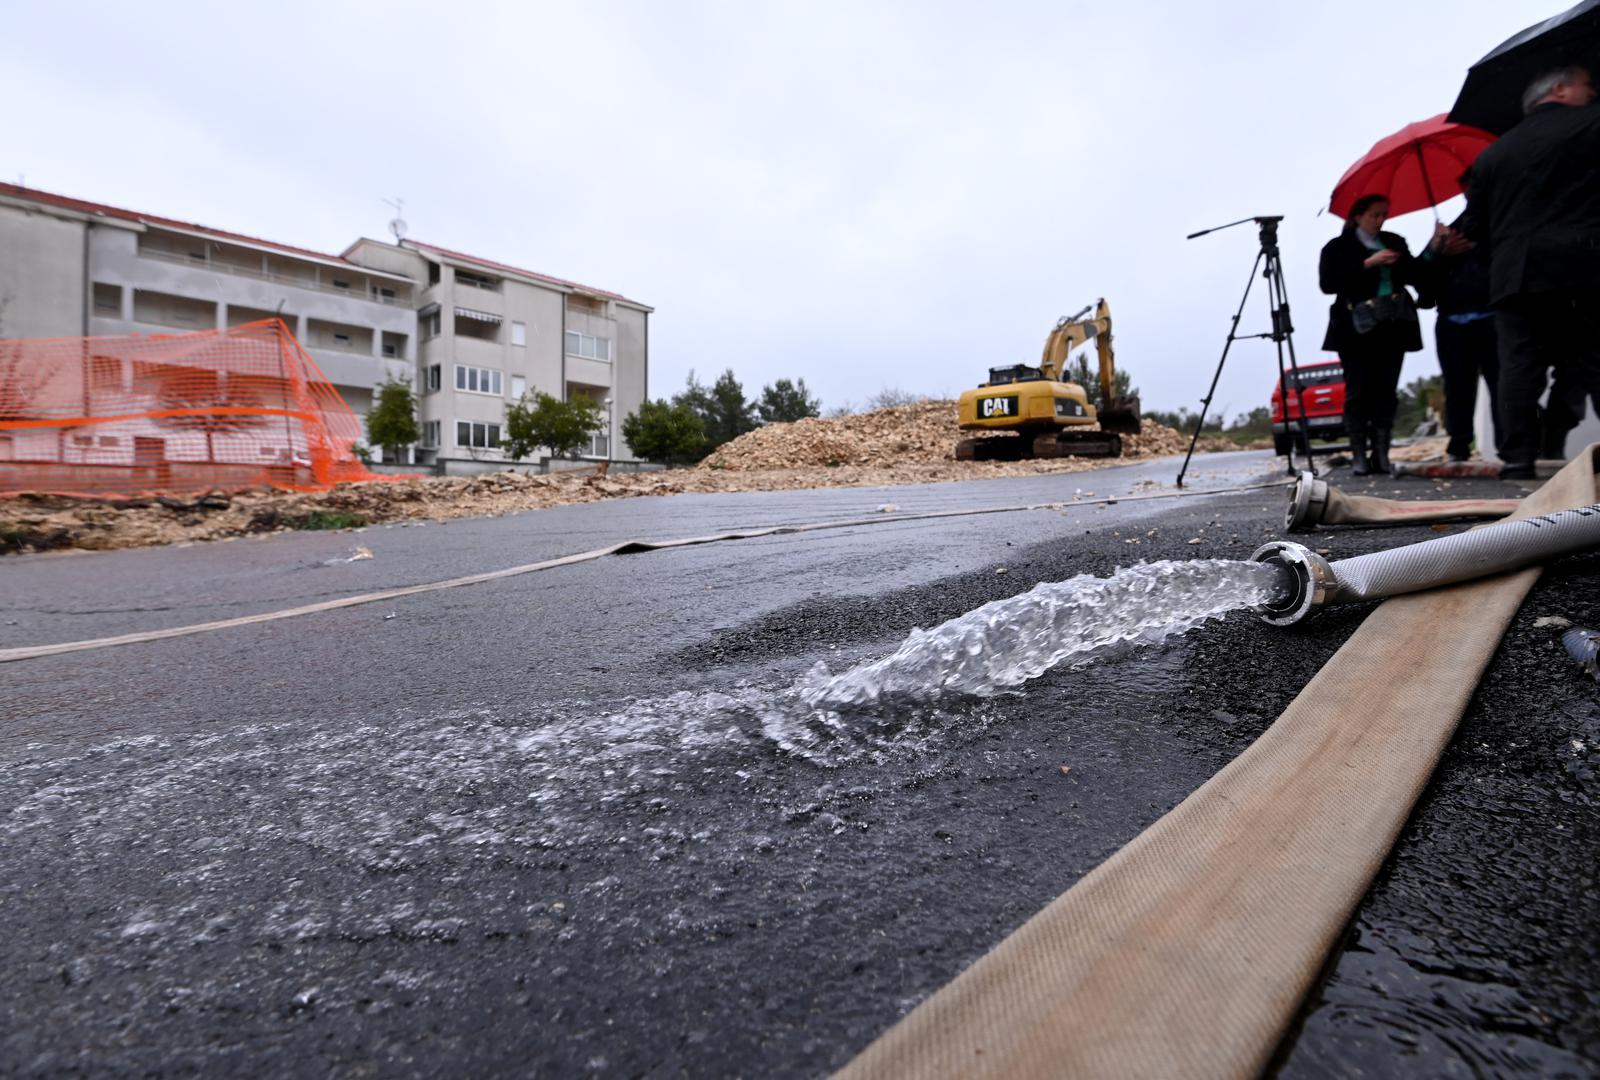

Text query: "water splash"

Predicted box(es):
[2, 559, 1287, 880]
[798, 559, 1286, 707]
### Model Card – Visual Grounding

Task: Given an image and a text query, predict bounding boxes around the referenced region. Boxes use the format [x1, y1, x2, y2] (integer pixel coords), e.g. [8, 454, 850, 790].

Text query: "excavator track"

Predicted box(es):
[1031, 431, 1123, 458]
[955, 436, 1028, 462]
[956, 432, 1123, 460]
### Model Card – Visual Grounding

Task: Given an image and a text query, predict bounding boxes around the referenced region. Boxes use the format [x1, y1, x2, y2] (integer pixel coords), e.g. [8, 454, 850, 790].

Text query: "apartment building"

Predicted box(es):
[0, 183, 415, 426]
[343, 238, 650, 473]
[0, 183, 651, 469]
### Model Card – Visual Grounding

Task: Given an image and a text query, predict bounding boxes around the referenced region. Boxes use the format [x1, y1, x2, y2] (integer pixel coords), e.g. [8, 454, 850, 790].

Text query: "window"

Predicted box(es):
[421, 309, 442, 340]
[422, 421, 441, 448]
[456, 420, 501, 448]
[375, 286, 397, 304]
[331, 278, 351, 290]
[453, 308, 500, 342]
[564, 331, 611, 361]
[510, 375, 527, 400]
[428, 261, 441, 286]
[89, 355, 123, 390]
[382, 342, 398, 358]
[333, 332, 353, 348]
[99, 436, 120, 447]
[456, 269, 500, 291]
[454, 364, 503, 396]
[424, 364, 442, 393]
[511, 321, 526, 347]
[92, 282, 121, 315]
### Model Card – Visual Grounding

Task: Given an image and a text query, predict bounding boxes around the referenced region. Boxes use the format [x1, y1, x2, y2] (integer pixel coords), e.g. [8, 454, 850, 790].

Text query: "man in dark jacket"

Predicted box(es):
[1460, 64, 1600, 478]
[1421, 173, 1499, 461]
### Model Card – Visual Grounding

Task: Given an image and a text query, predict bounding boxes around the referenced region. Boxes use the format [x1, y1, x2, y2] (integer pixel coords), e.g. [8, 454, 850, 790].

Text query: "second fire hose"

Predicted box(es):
[1284, 471, 1520, 531]
[1252, 503, 1600, 626]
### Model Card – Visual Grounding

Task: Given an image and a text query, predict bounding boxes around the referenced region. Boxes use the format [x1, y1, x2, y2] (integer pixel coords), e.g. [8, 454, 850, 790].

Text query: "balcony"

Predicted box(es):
[304, 318, 374, 356]
[137, 245, 413, 306]
[130, 288, 216, 332]
[454, 307, 502, 344]
[455, 269, 501, 293]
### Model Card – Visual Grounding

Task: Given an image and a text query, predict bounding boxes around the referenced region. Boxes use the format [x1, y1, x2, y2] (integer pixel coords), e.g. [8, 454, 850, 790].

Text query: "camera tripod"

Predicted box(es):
[1176, 215, 1318, 488]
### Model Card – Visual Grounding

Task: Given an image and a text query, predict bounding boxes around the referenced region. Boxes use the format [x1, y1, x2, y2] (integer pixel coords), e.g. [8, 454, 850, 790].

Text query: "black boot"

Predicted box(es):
[1372, 427, 1393, 475]
[1350, 431, 1370, 476]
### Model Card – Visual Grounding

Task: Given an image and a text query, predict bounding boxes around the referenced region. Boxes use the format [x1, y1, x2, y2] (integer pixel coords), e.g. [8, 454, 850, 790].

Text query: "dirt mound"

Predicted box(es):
[699, 400, 1210, 470]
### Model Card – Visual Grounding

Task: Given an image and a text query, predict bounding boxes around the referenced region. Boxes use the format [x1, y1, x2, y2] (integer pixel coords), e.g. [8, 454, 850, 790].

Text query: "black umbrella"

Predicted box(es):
[1447, 0, 1600, 134]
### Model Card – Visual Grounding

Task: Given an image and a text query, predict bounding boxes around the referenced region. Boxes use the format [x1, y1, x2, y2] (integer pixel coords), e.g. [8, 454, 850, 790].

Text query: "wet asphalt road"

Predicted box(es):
[1, 451, 1596, 1078]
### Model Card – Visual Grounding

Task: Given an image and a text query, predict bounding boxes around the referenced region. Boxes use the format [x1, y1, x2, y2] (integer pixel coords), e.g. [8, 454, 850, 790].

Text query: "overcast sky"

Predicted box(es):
[2, 0, 1563, 420]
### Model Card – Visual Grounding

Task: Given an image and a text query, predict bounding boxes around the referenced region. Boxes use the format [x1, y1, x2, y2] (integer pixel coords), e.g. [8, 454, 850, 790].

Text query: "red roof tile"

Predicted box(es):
[405, 240, 641, 305]
[0, 181, 360, 267]
[0, 182, 649, 310]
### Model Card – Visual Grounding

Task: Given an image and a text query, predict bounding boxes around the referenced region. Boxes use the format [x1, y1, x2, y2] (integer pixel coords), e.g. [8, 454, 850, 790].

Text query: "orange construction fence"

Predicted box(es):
[0, 319, 385, 498]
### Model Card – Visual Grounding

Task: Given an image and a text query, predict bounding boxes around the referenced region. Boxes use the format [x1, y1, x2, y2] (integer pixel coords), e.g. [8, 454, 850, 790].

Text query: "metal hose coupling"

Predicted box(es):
[1252, 502, 1600, 626]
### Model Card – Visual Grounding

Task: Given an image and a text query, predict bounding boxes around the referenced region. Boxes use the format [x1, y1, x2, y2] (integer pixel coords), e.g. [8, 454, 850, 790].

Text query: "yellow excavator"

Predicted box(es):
[955, 298, 1141, 460]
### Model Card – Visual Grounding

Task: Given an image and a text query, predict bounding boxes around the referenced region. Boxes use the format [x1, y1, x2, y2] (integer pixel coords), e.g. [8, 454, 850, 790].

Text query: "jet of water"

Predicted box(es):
[799, 559, 1287, 707]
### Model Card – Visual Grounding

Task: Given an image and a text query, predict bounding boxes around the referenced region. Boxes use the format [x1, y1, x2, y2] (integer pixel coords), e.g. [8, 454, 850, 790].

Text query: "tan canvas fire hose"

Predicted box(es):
[1284, 471, 1519, 531]
[837, 445, 1600, 1080]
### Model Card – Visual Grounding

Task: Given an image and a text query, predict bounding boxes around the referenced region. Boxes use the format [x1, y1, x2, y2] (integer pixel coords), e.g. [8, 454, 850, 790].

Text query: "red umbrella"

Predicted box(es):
[1329, 114, 1497, 221]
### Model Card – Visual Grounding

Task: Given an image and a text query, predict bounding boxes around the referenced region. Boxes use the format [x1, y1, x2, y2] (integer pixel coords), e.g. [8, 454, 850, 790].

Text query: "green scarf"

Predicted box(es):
[1374, 236, 1393, 297]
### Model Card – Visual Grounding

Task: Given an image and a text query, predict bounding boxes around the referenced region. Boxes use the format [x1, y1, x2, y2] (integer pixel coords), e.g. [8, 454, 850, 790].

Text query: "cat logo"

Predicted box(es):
[980, 395, 1019, 418]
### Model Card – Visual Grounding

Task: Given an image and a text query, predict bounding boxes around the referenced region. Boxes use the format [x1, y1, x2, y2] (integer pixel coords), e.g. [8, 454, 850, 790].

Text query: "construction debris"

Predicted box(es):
[699, 401, 1221, 470]
[1, 402, 1241, 555]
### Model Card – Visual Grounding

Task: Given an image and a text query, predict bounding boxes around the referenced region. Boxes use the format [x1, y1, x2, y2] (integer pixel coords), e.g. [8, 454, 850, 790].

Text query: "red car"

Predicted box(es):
[1270, 361, 1346, 455]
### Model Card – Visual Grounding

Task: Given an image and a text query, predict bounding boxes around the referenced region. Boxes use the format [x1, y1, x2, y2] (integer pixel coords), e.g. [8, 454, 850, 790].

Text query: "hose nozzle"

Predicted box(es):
[1250, 541, 1336, 626]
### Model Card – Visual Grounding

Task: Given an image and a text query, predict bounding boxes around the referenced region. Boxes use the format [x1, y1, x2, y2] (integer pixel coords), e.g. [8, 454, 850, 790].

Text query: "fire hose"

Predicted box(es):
[839, 446, 1599, 1080]
[1284, 470, 1519, 531]
[1255, 503, 1600, 626]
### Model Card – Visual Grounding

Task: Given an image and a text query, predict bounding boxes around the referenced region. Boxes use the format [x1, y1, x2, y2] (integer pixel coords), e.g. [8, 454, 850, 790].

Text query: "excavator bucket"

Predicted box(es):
[1097, 395, 1142, 435]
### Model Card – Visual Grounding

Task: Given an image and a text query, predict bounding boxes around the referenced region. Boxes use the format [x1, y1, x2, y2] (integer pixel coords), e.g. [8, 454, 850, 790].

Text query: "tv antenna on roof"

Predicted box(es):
[382, 197, 408, 242]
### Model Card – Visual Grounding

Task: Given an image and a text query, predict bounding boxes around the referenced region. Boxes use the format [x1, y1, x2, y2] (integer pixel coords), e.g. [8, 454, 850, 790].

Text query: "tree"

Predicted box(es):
[1144, 406, 1221, 433]
[704, 369, 757, 447]
[674, 371, 714, 426]
[1395, 375, 1444, 434]
[365, 376, 421, 462]
[503, 391, 604, 462]
[672, 369, 756, 455]
[757, 378, 821, 423]
[1066, 352, 1135, 409]
[864, 386, 924, 410]
[156, 373, 270, 462]
[622, 399, 706, 464]
[0, 294, 52, 423]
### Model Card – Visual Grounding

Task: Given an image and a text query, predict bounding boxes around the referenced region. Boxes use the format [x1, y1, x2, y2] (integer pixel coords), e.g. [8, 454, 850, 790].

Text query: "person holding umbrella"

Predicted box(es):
[1328, 115, 1498, 469]
[1319, 195, 1431, 475]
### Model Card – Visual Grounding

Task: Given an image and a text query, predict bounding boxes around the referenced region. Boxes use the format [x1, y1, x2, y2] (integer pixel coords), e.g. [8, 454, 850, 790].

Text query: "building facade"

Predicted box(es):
[344, 239, 650, 473]
[0, 182, 650, 469]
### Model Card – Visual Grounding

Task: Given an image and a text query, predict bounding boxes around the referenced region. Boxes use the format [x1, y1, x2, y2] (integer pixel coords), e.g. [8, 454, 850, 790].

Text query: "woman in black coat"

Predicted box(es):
[1319, 194, 1427, 474]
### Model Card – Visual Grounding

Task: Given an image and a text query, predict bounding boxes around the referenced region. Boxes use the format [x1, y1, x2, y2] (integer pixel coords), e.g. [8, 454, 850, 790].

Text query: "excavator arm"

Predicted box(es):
[1040, 299, 1141, 434]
